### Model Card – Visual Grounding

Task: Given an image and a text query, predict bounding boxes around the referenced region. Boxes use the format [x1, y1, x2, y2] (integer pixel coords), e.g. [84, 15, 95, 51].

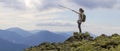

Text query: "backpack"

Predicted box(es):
[82, 14, 86, 22]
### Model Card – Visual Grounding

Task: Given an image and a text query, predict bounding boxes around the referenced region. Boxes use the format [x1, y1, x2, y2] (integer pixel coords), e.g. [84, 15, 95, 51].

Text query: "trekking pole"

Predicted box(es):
[58, 5, 73, 11]
[58, 5, 78, 14]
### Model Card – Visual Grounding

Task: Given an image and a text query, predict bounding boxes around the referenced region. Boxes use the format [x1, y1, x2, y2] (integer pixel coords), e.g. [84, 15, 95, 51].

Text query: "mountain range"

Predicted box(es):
[0, 27, 75, 51]
[6, 27, 33, 37]
[0, 27, 97, 51]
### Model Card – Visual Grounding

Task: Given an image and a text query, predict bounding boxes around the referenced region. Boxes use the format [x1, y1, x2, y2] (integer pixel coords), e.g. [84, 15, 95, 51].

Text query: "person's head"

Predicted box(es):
[79, 8, 84, 13]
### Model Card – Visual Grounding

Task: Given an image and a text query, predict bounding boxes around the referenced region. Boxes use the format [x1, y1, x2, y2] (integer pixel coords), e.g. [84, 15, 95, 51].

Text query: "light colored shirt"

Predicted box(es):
[78, 13, 84, 21]
[71, 10, 84, 22]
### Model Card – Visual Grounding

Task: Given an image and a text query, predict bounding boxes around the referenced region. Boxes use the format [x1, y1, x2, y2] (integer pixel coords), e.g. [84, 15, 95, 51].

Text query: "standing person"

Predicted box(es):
[72, 8, 86, 33]
[59, 5, 86, 33]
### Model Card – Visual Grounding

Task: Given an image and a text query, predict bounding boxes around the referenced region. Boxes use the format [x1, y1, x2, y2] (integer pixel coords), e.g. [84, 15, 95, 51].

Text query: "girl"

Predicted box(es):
[72, 8, 85, 33]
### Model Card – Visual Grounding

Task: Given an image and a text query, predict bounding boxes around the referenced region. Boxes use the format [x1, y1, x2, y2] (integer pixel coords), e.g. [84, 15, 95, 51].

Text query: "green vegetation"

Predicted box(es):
[24, 32, 120, 51]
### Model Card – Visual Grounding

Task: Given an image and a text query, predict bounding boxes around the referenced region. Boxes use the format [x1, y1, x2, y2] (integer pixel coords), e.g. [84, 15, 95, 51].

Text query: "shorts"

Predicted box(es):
[77, 20, 82, 24]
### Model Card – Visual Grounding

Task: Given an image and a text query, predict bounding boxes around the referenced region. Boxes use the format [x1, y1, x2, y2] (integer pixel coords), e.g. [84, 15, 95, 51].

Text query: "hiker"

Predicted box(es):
[71, 8, 86, 33]
[59, 5, 86, 33]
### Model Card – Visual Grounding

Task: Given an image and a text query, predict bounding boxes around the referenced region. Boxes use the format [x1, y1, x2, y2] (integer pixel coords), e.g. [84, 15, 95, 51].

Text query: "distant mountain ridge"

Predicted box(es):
[6, 27, 33, 37]
[1, 28, 71, 46]
[0, 27, 73, 47]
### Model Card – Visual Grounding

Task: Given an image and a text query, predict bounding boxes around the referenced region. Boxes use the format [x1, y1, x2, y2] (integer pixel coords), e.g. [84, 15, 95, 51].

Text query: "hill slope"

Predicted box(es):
[24, 32, 120, 51]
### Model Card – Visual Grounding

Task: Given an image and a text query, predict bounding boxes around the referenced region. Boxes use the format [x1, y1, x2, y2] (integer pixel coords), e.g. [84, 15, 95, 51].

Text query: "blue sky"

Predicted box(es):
[0, 0, 120, 35]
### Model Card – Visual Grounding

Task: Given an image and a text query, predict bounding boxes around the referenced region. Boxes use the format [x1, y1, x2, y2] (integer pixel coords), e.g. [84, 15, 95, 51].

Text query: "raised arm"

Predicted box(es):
[72, 10, 80, 14]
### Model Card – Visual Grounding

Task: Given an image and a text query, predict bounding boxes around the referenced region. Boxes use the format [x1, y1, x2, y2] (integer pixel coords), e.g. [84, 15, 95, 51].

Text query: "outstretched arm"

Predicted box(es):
[72, 10, 80, 14]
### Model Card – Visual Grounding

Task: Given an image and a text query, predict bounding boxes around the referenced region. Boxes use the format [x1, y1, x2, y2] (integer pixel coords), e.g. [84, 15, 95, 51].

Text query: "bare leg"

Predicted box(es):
[78, 22, 82, 33]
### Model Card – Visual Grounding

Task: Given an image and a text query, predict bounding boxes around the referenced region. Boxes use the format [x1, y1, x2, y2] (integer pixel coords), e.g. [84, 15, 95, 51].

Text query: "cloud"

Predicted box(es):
[0, 0, 120, 10]
[0, 1, 65, 30]
[36, 20, 75, 26]
[113, 0, 120, 9]
[0, 0, 26, 10]
[83, 23, 120, 36]
[0, 0, 63, 10]
[70, 0, 118, 9]
[24, 0, 43, 9]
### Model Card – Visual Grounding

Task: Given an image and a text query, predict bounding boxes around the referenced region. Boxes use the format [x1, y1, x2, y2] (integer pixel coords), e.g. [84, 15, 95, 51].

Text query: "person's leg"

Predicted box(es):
[80, 23, 82, 33]
[78, 22, 82, 33]
[79, 23, 82, 33]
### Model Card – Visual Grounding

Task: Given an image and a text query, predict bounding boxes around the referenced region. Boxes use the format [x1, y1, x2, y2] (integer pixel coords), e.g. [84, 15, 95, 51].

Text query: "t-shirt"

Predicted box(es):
[78, 13, 84, 21]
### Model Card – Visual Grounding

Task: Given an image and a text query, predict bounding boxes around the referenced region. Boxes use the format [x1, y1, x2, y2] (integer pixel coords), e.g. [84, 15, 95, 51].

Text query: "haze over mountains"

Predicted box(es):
[0, 38, 27, 51]
[6, 27, 70, 45]
[0, 30, 23, 43]
[0, 27, 73, 51]
[6, 27, 33, 37]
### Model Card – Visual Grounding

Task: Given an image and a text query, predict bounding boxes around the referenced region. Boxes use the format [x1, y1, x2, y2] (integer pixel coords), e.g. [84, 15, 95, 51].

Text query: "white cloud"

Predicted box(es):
[113, 0, 120, 9]
[23, 0, 43, 9]
[0, 0, 66, 30]
[37, 20, 75, 26]
[70, 0, 120, 9]
[83, 23, 120, 36]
